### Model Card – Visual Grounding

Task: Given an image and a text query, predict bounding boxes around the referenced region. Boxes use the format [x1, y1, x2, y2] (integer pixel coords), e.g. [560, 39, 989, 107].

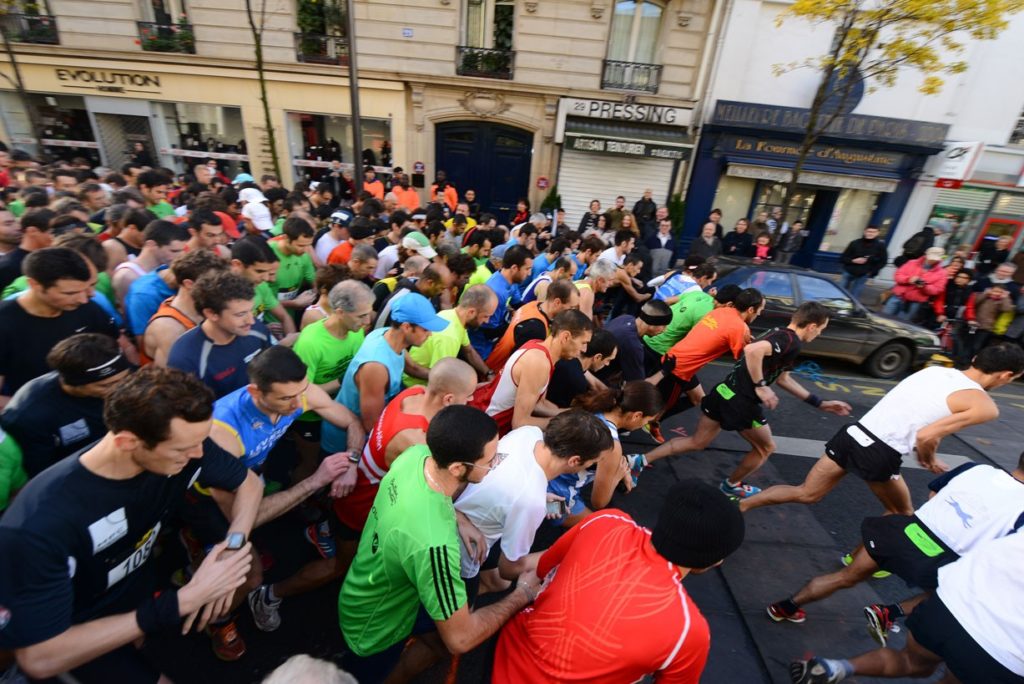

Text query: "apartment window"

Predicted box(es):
[141, 0, 187, 24]
[465, 0, 514, 50]
[607, 0, 663, 64]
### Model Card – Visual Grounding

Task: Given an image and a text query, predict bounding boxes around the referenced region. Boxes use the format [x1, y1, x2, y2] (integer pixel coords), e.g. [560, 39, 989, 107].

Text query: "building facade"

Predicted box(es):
[682, 0, 1024, 272]
[0, 0, 714, 222]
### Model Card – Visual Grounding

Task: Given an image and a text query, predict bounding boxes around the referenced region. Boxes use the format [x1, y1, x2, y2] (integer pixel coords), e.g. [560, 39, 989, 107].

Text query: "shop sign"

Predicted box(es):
[413, 161, 425, 173]
[925, 141, 983, 182]
[720, 135, 904, 170]
[935, 178, 963, 189]
[54, 68, 161, 94]
[562, 98, 690, 128]
[536, 176, 550, 190]
[565, 134, 689, 160]
[711, 100, 948, 148]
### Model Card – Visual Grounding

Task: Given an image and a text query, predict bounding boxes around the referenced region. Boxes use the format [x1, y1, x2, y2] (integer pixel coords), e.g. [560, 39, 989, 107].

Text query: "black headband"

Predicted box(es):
[639, 309, 673, 327]
[61, 353, 134, 386]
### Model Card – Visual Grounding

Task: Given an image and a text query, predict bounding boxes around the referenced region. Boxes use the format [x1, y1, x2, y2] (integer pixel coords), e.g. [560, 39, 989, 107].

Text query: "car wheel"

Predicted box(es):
[865, 342, 912, 379]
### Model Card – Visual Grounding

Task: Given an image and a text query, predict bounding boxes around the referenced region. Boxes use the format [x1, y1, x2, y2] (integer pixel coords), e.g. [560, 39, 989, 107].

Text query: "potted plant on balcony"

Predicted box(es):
[175, 14, 194, 52]
[460, 49, 482, 75]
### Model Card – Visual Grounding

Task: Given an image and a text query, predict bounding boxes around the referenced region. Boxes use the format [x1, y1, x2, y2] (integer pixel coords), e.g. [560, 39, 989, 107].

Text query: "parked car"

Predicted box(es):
[712, 260, 942, 378]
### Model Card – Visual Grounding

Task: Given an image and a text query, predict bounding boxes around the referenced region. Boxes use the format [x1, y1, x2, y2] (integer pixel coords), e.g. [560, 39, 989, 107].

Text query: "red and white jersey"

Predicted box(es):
[470, 339, 552, 435]
[333, 385, 429, 531]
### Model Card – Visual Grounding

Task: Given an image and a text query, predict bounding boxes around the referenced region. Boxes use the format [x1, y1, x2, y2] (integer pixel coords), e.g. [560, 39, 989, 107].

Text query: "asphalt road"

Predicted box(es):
[124, 358, 1024, 684]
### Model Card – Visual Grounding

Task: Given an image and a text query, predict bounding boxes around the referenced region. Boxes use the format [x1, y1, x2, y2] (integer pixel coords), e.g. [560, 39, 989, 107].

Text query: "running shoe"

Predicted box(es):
[207, 620, 246, 661]
[720, 479, 761, 498]
[767, 601, 807, 624]
[840, 553, 891, 579]
[645, 421, 665, 444]
[863, 604, 898, 647]
[304, 520, 336, 559]
[789, 657, 843, 683]
[625, 453, 648, 487]
[247, 585, 282, 632]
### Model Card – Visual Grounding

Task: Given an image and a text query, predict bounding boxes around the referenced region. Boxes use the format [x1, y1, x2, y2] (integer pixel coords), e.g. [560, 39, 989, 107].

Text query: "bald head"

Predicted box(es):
[426, 357, 477, 401]
[459, 284, 497, 311]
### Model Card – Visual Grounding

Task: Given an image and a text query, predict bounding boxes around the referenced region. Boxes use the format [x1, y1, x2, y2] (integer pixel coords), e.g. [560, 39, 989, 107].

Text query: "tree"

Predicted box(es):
[774, 0, 1024, 217]
[244, 0, 283, 181]
[0, 2, 49, 161]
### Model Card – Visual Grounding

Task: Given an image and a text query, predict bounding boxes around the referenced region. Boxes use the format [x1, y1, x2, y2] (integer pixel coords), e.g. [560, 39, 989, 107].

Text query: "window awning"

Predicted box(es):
[726, 163, 899, 193]
[563, 117, 692, 160]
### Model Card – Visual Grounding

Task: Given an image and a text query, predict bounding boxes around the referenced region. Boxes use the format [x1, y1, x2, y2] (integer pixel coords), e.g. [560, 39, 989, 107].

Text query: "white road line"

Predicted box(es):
[771, 435, 973, 472]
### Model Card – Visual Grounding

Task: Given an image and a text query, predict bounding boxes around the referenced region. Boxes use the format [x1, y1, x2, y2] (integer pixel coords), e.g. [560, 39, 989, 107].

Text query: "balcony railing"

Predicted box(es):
[0, 13, 59, 45]
[137, 20, 195, 54]
[456, 46, 515, 80]
[295, 33, 349, 65]
[601, 59, 662, 94]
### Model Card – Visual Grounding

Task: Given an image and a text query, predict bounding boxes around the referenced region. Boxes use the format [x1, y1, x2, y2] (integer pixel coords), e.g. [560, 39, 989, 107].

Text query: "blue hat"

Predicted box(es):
[330, 208, 353, 227]
[233, 172, 255, 184]
[391, 293, 449, 332]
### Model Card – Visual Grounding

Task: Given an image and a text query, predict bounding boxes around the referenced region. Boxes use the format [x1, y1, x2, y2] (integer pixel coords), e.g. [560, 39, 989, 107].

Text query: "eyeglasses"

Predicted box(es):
[461, 452, 508, 472]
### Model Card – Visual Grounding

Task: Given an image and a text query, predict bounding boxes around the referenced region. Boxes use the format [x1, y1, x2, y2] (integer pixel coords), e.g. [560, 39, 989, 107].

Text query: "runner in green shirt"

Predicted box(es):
[338, 405, 538, 682]
[268, 219, 317, 323]
[137, 170, 176, 219]
[293, 280, 373, 399]
[230, 236, 297, 334]
[404, 285, 496, 386]
[645, 284, 736, 356]
[0, 427, 26, 512]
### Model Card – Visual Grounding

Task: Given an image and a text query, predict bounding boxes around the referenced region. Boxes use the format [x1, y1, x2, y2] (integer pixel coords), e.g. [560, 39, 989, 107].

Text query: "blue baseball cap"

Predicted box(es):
[233, 172, 255, 184]
[391, 293, 449, 332]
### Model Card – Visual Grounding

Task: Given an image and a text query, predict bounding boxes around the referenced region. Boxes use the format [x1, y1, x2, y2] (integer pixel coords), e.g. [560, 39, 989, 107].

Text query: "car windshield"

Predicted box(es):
[739, 271, 795, 306]
[796, 275, 855, 313]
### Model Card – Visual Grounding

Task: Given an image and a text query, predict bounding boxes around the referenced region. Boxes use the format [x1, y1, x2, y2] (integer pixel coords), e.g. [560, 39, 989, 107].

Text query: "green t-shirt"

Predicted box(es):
[0, 428, 27, 512]
[148, 201, 176, 219]
[252, 282, 279, 322]
[268, 240, 315, 297]
[644, 289, 715, 356]
[270, 217, 285, 236]
[404, 309, 466, 386]
[293, 319, 365, 421]
[338, 444, 466, 656]
[3, 271, 115, 305]
[466, 263, 493, 287]
[8, 199, 25, 218]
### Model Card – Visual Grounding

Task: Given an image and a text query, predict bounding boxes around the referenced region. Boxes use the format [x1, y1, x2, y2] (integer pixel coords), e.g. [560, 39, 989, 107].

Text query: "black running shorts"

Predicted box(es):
[824, 423, 903, 482]
[908, 595, 1024, 684]
[861, 514, 958, 589]
[701, 383, 768, 432]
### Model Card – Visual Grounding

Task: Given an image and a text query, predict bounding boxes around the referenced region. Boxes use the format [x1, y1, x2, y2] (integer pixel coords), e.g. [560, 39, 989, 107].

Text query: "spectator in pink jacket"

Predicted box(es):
[883, 246, 947, 321]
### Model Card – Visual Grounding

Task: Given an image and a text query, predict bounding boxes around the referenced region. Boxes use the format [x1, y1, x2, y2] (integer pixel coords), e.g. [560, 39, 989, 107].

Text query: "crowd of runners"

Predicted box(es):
[0, 154, 1020, 684]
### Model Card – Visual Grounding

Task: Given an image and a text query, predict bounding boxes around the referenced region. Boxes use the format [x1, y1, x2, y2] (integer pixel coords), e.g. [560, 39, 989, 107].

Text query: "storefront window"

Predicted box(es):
[156, 102, 246, 177]
[287, 112, 392, 183]
[752, 181, 815, 227]
[0, 92, 99, 165]
[710, 175, 755, 230]
[926, 187, 994, 252]
[820, 189, 878, 253]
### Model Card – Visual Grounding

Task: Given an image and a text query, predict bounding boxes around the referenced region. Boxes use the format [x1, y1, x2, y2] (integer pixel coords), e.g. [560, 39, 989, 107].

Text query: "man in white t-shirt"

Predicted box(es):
[597, 229, 635, 267]
[454, 410, 613, 600]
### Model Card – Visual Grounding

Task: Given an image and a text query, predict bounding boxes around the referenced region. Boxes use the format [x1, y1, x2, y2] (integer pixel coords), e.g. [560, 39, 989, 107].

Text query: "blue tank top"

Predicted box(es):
[213, 385, 305, 470]
[322, 327, 405, 453]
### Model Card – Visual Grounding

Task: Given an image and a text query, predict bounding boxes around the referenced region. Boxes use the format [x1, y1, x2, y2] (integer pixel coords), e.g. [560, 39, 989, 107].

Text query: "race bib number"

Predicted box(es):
[106, 522, 162, 589]
[846, 424, 875, 448]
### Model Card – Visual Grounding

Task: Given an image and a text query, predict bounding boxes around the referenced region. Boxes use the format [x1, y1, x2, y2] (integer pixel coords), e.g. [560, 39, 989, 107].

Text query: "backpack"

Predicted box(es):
[900, 232, 928, 259]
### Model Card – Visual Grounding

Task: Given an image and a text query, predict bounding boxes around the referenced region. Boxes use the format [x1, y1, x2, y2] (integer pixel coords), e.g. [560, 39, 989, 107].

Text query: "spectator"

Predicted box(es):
[708, 208, 725, 238]
[839, 225, 889, 299]
[604, 196, 628, 232]
[962, 282, 1014, 361]
[632, 189, 658, 238]
[892, 224, 936, 267]
[578, 199, 602, 234]
[775, 219, 806, 264]
[973, 261, 1020, 303]
[722, 218, 754, 258]
[884, 247, 948, 321]
[689, 222, 723, 260]
[974, 234, 1012, 278]
[752, 232, 776, 263]
[645, 216, 679, 272]
[493, 479, 745, 683]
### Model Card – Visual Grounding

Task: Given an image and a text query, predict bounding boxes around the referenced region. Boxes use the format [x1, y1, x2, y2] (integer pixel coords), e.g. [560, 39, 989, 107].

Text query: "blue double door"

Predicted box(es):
[435, 121, 533, 221]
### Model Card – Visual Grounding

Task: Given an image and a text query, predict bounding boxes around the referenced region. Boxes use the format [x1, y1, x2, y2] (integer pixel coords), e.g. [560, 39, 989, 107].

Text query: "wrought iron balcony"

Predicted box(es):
[0, 13, 59, 45]
[601, 59, 662, 94]
[137, 20, 195, 54]
[456, 46, 515, 80]
[295, 33, 349, 65]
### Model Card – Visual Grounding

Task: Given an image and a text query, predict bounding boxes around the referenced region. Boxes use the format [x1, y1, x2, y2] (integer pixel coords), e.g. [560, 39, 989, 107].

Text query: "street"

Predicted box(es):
[140, 358, 1024, 684]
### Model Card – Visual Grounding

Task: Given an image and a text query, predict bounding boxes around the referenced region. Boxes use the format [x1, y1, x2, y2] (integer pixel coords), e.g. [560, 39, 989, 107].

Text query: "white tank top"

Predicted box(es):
[114, 260, 149, 278]
[916, 464, 1024, 553]
[859, 366, 983, 455]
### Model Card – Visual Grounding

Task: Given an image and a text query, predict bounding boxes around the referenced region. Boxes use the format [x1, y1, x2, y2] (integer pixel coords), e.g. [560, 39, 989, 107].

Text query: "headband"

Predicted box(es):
[639, 308, 673, 327]
[61, 353, 134, 386]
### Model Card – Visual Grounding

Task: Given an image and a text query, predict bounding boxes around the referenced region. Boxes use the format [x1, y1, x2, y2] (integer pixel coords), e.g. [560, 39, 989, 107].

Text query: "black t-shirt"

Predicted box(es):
[0, 248, 28, 291]
[0, 439, 247, 648]
[0, 299, 118, 397]
[0, 371, 107, 477]
[726, 327, 802, 399]
[547, 358, 592, 409]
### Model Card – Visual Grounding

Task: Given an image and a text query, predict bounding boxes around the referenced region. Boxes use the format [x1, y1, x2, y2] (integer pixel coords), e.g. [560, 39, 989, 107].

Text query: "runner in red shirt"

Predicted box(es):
[333, 357, 477, 537]
[493, 480, 745, 684]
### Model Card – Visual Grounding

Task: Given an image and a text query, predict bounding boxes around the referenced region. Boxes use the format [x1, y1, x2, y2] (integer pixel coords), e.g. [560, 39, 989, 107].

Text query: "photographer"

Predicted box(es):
[883, 247, 947, 321]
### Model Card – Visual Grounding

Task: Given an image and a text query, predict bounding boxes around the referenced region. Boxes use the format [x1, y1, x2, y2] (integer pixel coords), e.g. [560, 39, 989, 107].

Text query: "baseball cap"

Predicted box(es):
[390, 293, 449, 332]
[925, 247, 945, 261]
[239, 187, 268, 204]
[233, 172, 255, 184]
[330, 208, 354, 227]
[402, 231, 437, 259]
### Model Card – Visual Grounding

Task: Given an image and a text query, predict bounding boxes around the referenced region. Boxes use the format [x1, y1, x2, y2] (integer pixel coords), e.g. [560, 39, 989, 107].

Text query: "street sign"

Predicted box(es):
[536, 176, 550, 190]
[413, 161, 425, 174]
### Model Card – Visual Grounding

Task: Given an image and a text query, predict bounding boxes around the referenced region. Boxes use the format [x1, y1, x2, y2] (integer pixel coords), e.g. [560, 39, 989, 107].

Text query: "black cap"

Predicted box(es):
[650, 479, 745, 569]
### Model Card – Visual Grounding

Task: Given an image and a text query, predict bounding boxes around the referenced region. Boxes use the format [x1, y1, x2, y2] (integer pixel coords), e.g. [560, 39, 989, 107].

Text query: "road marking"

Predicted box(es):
[767, 435, 973, 472]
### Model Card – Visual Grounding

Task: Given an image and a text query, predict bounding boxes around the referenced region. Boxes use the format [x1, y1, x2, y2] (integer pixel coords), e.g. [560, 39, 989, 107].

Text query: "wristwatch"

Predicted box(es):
[754, 379, 768, 387]
[347, 452, 360, 464]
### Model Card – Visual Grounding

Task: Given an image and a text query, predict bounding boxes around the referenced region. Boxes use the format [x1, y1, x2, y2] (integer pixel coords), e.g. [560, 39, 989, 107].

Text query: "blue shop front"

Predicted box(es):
[682, 101, 949, 271]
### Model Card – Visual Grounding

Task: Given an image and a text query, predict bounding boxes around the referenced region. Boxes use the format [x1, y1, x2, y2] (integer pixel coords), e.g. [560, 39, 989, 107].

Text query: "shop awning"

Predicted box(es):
[726, 163, 899, 193]
[563, 117, 692, 160]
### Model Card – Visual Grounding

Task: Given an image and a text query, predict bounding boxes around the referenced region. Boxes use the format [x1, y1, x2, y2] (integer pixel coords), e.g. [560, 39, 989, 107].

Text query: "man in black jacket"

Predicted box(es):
[840, 226, 888, 300]
[633, 189, 658, 239]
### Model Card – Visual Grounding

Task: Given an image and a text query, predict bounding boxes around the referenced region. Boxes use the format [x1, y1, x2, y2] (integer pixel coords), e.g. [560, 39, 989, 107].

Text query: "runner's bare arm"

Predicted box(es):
[776, 372, 852, 415]
[404, 352, 430, 381]
[460, 343, 491, 378]
[304, 383, 367, 452]
[578, 287, 595, 319]
[269, 303, 296, 335]
[355, 362, 390, 431]
[498, 551, 541, 581]
[434, 578, 539, 655]
[591, 443, 627, 509]
[531, 397, 563, 417]
[511, 352, 552, 430]
[144, 318, 186, 367]
[915, 389, 998, 471]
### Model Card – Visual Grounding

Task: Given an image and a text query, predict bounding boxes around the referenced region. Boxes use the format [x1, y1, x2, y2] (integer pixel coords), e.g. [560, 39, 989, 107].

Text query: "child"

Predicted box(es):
[752, 232, 775, 263]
